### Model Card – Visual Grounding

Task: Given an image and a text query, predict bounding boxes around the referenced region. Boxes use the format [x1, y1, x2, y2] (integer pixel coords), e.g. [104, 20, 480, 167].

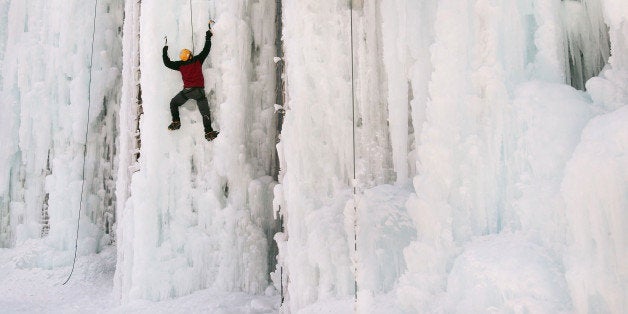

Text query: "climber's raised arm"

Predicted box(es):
[162, 45, 180, 70]
[195, 24, 213, 63]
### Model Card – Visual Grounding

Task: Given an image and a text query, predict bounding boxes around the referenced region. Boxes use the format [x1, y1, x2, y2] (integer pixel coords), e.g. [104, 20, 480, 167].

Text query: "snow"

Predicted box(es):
[0, 243, 280, 313]
[1, 0, 627, 313]
[444, 234, 571, 314]
[0, 243, 116, 312]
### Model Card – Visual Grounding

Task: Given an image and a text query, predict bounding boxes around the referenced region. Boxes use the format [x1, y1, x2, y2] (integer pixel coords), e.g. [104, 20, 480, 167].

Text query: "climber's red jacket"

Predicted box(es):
[162, 30, 212, 88]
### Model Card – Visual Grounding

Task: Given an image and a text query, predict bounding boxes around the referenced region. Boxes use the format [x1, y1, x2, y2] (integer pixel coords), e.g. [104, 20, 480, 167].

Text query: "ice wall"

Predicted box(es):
[277, 1, 356, 308]
[278, 0, 626, 312]
[114, 0, 279, 302]
[559, 2, 628, 311]
[398, 0, 624, 312]
[0, 0, 625, 312]
[0, 0, 122, 261]
[276, 0, 416, 310]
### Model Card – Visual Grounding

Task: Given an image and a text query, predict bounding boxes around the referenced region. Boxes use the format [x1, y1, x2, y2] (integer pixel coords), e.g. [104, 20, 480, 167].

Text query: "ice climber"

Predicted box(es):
[162, 21, 219, 141]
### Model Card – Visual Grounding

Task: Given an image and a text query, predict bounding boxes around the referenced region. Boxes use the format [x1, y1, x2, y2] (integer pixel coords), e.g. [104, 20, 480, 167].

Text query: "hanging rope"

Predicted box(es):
[273, 0, 286, 306]
[189, 0, 195, 53]
[63, 0, 98, 285]
[349, 0, 358, 304]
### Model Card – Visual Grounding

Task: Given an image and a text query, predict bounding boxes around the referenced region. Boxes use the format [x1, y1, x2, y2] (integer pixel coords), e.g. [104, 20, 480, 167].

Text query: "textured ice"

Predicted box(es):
[0, 0, 626, 313]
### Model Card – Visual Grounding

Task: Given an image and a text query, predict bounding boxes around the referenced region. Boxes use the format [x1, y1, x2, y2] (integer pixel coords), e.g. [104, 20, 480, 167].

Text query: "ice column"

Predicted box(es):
[114, 0, 277, 302]
[351, 0, 395, 187]
[399, 0, 536, 310]
[381, 0, 409, 185]
[278, 0, 356, 310]
[113, 0, 141, 301]
[562, 107, 628, 314]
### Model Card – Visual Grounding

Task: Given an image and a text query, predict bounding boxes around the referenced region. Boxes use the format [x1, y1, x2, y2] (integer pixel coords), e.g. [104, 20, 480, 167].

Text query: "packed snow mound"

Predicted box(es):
[0, 243, 116, 312]
[0, 244, 281, 313]
[445, 234, 571, 313]
[350, 185, 415, 294]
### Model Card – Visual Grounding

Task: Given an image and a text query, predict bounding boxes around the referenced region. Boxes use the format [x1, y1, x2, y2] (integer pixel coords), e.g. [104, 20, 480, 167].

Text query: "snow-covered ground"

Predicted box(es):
[0, 244, 280, 313]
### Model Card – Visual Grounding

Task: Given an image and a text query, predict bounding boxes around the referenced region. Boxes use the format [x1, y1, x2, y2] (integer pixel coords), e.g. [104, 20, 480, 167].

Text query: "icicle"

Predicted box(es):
[561, 0, 610, 90]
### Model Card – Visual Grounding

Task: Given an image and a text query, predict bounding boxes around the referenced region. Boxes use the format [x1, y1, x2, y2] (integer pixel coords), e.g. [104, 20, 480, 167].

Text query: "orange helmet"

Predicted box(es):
[179, 49, 192, 61]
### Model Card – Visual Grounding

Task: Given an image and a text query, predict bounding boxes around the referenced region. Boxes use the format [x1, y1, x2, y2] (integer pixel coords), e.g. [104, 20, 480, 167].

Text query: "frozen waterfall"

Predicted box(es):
[0, 0, 626, 313]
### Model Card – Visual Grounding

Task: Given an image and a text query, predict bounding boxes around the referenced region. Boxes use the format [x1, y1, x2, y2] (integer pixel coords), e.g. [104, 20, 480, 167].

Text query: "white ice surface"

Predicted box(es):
[1, 0, 627, 313]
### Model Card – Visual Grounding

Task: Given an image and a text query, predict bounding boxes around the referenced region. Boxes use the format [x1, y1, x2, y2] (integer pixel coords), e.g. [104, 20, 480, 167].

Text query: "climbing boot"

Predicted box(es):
[205, 131, 219, 141]
[167, 121, 181, 130]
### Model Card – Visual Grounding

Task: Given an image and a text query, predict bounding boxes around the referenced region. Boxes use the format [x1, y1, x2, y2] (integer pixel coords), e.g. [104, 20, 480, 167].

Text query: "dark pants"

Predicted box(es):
[170, 88, 213, 132]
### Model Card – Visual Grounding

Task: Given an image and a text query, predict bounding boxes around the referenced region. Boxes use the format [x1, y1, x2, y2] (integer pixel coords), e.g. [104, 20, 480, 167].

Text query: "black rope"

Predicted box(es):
[63, 0, 98, 285]
[189, 0, 195, 53]
[349, 0, 358, 304]
[274, 0, 286, 306]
